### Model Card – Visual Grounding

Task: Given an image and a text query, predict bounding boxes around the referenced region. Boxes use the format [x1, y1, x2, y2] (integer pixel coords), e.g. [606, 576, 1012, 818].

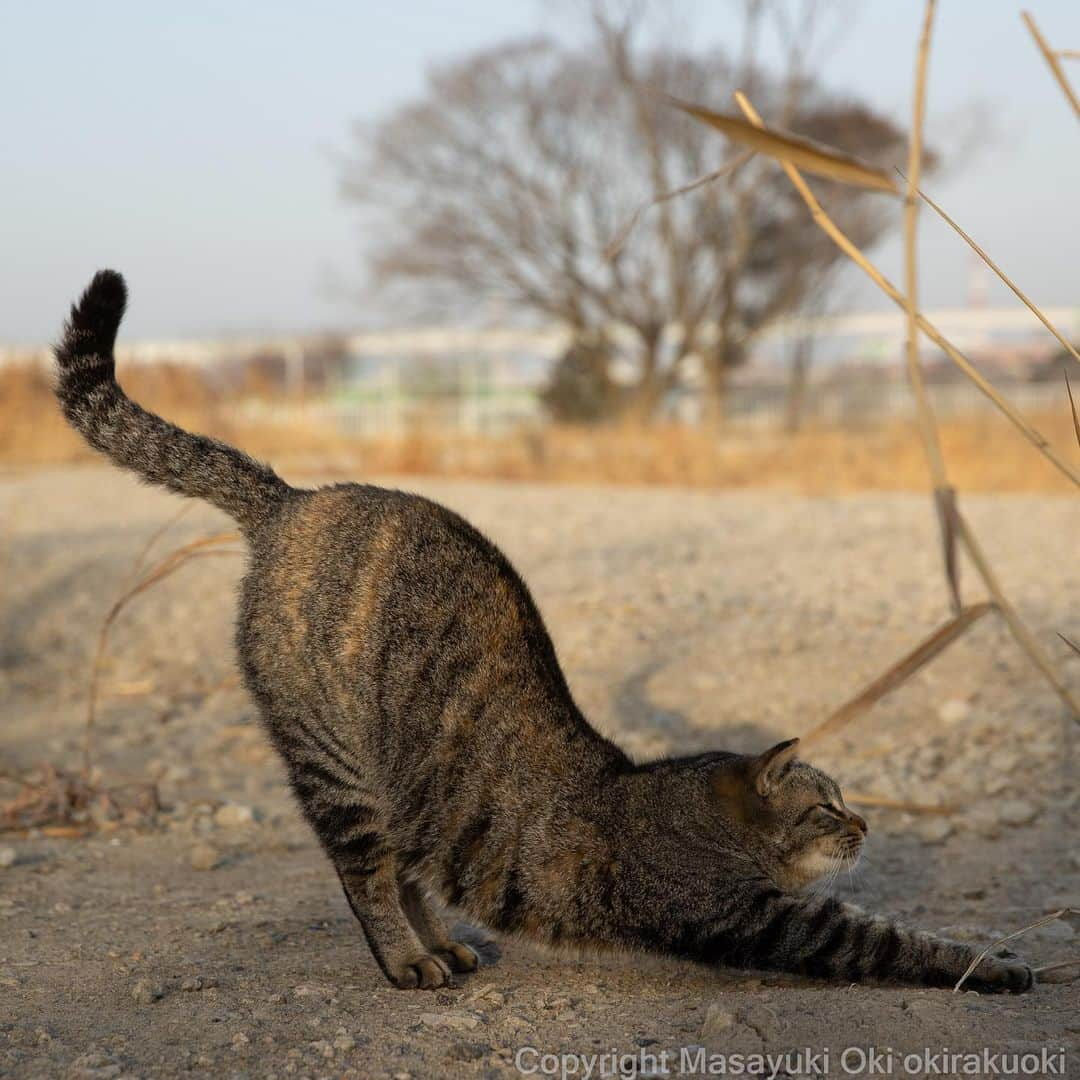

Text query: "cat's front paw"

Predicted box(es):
[386, 951, 454, 990]
[963, 954, 1034, 994]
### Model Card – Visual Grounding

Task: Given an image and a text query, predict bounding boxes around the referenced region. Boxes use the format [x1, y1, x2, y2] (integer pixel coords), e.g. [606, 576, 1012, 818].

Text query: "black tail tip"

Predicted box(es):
[76, 269, 128, 325]
[58, 270, 128, 364]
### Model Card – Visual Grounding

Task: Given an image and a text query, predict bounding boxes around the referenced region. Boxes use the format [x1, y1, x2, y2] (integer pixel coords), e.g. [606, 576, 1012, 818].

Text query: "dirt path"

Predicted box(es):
[1, 466, 1077, 1079]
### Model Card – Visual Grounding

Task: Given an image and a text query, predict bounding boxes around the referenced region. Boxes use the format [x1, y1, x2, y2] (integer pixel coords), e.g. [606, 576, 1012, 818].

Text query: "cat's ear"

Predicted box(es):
[749, 738, 800, 797]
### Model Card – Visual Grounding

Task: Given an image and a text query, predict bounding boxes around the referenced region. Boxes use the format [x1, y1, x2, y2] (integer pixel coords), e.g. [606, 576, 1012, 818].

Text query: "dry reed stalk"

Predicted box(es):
[729, 89, 1080, 722]
[1068, 372, 1080, 448]
[605, 149, 754, 260]
[800, 604, 992, 747]
[663, 96, 899, 193]
[83, 531, 243, 775]
[953, 908, 1080, 992]
[732, 91, 1080, 489]
[902, 0, 960, 612]
[1022, 11, 1080, 121]
[843, 793, 955, 815]
[1059, 633, 1080, 658]
[1035, 957, 1080, 980]
[915, 183, 1080, 369]
[127, 503, 193, 581]
[951, 512, 1080, 717]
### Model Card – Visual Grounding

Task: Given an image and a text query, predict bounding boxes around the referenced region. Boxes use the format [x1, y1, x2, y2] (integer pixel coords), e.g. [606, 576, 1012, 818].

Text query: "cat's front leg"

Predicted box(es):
[693, 891, 1034, 993]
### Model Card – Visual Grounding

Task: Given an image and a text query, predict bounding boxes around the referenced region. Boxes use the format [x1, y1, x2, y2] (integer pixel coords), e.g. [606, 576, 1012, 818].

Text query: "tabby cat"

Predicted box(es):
[54, 271, 1033, 993]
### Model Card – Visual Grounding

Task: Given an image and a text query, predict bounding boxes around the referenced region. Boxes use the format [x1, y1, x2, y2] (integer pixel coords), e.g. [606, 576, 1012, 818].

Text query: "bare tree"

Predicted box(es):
[342, 1, 919, 423]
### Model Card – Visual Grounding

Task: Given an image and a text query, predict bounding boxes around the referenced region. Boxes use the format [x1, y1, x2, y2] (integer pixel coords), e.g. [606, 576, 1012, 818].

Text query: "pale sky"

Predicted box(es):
[3, 1, 1080, 343]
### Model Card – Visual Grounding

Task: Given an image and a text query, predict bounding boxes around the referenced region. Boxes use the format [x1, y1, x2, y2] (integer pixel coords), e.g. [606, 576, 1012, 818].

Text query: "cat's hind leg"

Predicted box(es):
[399, 879, 480, 974]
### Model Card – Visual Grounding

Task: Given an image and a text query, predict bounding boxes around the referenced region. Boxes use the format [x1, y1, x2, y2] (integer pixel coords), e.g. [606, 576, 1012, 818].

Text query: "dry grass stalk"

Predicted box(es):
[83, 530, 243, 775]
[934, 486, 961, 614]
[1035, 958, 1080, 981]
[732, 90, 1080, 489]
[663, 95, 899, 193]
[604, 149, 754, 260]
[1061, 633, 1080, 658]
[800, 603, 992, 747]
[844, 793, 955, 815]
[0, 763, 159, 836]
[127, 503, 193, 581]
[916, 183, 1080, 369]
[1022, 11, 1080, 121]
[952, 513, 1080, 717]
[902, 0, 959, 612]
[1068, 372, 1080, 448]
[728, 89, 1080, 721]
[1, 517, 245, 836]
[953, 908, 1080, 992]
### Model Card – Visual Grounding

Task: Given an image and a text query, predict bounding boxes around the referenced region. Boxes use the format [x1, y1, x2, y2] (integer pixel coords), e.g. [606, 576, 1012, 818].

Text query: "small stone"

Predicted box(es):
[0, 847, 17, 869]
[916, 819, 953, 845]
[967, 808, 1002, 840]
[937, 699, 971, 725]
[180, 976, 204, 992]
[132, 978, 164, 1005]
[69, 1051, 122, 1079]
[465, 986, 505, 1008]
[448, 1040, 490, 1062]
[500, 1014, 532, 1033]
[333, 1034, 356, 1052]
[231, 1031, 251, 1049]
[903, 995, 937, 1014]
[420, 1011, 480, 1032]
[997, 799, 1039, 827]
[700, 1002, 734, 1038]
[189, 843, 222, 871]
[988, 750, 1019, 773]
[214, 803, 256, 828]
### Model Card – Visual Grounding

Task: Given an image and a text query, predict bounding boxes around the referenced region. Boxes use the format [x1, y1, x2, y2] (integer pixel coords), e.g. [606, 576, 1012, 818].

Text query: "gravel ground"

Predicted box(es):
[0, 465, 1077, 1079]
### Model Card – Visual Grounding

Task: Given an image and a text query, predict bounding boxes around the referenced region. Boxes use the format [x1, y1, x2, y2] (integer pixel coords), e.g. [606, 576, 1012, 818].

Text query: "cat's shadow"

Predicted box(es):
[613, 658, 774, 757]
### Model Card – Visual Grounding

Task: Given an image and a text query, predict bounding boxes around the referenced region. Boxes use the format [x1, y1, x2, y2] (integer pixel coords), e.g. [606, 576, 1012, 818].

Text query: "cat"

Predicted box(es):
[53, 271, 1033, 994]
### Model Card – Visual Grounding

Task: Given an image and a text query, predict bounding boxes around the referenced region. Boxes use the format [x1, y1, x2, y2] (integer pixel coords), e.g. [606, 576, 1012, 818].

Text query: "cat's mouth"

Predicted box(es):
[834, 832, 865, 864]
[785, 835, 864, 889]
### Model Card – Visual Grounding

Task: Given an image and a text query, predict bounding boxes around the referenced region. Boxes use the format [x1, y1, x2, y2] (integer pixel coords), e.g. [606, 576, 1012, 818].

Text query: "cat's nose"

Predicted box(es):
[849, 811, 868, 835]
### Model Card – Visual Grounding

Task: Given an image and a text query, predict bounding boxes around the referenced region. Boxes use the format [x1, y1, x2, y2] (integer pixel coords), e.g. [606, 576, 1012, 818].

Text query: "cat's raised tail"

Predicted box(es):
[55, 271, 290, 534]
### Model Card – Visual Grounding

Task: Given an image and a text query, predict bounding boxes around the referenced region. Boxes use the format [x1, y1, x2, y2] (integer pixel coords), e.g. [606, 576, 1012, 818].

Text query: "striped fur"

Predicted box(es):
[54, 271, 1033, 995]
[55, 271, 287, 534]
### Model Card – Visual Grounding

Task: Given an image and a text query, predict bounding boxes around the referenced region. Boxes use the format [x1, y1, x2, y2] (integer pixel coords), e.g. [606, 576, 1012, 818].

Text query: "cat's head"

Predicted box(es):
[713, 737, 867, 891]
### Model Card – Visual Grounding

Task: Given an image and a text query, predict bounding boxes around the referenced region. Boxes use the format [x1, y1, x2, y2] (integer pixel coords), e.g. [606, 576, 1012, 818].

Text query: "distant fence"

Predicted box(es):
[233, 376, 1067, 439]
[5, 305, 1071, 437]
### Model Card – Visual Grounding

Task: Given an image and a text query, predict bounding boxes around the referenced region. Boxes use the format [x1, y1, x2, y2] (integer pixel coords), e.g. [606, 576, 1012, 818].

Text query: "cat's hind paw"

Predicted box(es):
[964, 954, 1035, 994]
[435, 942, 480, 973]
